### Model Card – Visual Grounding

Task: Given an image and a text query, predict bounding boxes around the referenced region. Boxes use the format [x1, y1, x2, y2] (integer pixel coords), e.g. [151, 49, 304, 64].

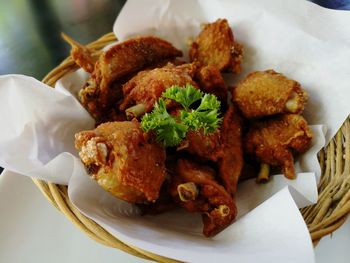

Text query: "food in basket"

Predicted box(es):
[169, 159, 237, 237]
[189, 18, 243, 73]
[193, 65, 227, 102]
[119, 63, 198, 118]
[68, 18, 313, 237]
[232, 70, 308, 119]
[176, 105, 243, 196]
[75, 121, 166, 203]
[64, 34, 183, 122]
[245, 114, 313, 180]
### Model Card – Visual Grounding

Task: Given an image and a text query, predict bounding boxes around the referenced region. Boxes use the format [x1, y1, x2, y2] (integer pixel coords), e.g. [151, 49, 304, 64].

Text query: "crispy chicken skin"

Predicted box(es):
[233, 70, 308, 119]
[169, 159, 237, 237]
[195, 65, 227, 103]
[177, 129, 221, 162]
[177, 106, 243, 196]
[119, 63, 198, 117]
[189, 19, 243, 73]
[75, 120, 166, 203]
[245, 114, 313, 179]
[62, 33, 97, 73]
[79, 36, 183, 121]
[217, 106, 244, 195]
[137, 179, 177, 215]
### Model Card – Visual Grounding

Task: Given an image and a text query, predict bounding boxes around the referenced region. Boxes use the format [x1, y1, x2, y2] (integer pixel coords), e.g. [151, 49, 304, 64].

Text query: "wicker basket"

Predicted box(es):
[32, 33, 350, 262]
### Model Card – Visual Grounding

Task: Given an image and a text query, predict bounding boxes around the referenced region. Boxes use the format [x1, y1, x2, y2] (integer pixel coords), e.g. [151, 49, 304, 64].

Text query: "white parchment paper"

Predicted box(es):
[1, 0, 350, 262]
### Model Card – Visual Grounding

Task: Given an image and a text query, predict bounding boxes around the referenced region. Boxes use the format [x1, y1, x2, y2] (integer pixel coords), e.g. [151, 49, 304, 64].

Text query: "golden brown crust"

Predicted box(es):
[231, 42, 243, 73]
[233, 70, 308, 119]
[98, 37, 183, 91]
[79, 36, 183, 121]
[177, 106, 243, 196]
[189, 19, 243, 73]
[169, 159, 237, 237]
[119, 63, 198, 113]
[75, 121, 166, 203]
[61, 33, 97, 74]
[177, 129, 221, 161]
[245, 114, 313, 179]
[217, 106, 244, 195]
[194, 65, 227, 102]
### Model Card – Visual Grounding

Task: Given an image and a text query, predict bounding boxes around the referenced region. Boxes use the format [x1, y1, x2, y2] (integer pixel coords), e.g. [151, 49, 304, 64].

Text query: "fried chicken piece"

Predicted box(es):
[177, 129, 221, 162]
[169, 159, 237, 237]
[75, 120, 166, 203]
[137, 179, 177, 215]
[119, 63, 198, 118]
[217, 106, 244, 195]
[177, 106, 243, 196]
[233, 70, 308, 119]
[195, 65, 227, 103]
[189, 19, 243, 73]
[96, 106, 127, 124]
[62, 33, 97, 73]
[245, 114, 313, 179]
[79, 36, 183, 121]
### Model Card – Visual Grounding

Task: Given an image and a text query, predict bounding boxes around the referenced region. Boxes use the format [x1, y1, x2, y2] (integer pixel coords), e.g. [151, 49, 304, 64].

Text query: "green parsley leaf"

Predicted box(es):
[162, 84, 203, 110]
[194, 93, 222, 133]
[141, 99, 188, 147]
[141, 84, 222, 147]
[197, 94, 221, 112]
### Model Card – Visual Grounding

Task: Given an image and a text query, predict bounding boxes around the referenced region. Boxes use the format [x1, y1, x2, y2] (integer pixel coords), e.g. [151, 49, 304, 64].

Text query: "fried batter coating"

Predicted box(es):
[62, 33, 97, 73]
[169, 159, 237, 237]
[189, 19, 243, 73]
[245, 114, 313, 179]
[75, 120, 166, 203]
[177, 129, 221, 162]
[217, 106, 244, 195]
[195, 65, 227, 102]
[79, 36, 183, 121]
[233, 70, 308, 119]
[176, 106, 243, 196]
[119, 63, 198, 117]
[137, 179, 177, 215]
[177, 106, 243, 196]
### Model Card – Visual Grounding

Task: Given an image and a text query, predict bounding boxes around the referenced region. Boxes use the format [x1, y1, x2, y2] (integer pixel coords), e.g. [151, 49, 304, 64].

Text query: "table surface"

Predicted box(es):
[0, 0, 349, 262]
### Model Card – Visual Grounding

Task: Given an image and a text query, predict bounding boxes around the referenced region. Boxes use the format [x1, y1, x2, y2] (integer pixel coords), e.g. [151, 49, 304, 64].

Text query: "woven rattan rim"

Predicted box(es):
[32, 32, 350, 262]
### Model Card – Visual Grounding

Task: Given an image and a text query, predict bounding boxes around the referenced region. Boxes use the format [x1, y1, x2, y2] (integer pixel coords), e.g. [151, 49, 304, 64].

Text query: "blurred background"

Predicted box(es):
[310, 0, 350, 9]
[0, 0, 126, 78]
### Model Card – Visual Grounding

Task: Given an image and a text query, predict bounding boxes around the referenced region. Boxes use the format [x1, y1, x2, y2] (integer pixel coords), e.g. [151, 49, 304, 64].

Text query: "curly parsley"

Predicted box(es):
[141, 84, 222, 147]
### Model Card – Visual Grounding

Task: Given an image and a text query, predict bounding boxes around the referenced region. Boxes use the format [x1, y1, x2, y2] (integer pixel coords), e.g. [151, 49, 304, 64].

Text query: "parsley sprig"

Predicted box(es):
[141, 84, 222, 147]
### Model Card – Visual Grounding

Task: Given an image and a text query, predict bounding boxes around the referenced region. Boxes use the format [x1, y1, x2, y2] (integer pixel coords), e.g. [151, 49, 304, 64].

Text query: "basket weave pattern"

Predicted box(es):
[32, 33, 350, 262]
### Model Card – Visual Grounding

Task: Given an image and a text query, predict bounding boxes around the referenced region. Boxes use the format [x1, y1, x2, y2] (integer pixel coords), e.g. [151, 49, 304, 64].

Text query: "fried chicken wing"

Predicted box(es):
[177, 106, 243, 196]
[169, 159, 237, 237]
[119, 63, 198, 118]
[62, 33, 97, 73]
[137, 179, 177, 215]
[233, 70, 308, 119]
[195, 65, 227, 103]
[79, 36, 183, 121]
[177, 129, 221, 162]
[189, 19, 243, 73]
[217, 106, 244, 195]
[75, 120, 166, 203]
[176, 106, 243, 196]
[245, 114, 313, 179]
